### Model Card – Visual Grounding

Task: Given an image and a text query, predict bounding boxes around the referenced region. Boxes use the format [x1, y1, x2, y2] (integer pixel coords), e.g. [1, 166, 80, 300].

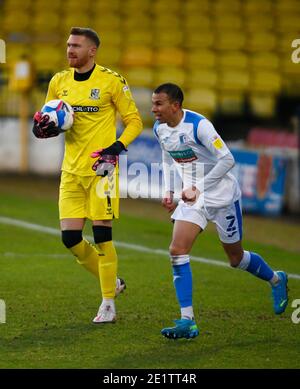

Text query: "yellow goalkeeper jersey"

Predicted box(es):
[46, 64, 143, 176]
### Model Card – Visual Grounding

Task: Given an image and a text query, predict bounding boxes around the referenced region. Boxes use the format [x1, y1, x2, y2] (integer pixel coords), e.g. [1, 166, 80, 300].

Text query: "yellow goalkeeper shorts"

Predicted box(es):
[59, 170, 119, 220]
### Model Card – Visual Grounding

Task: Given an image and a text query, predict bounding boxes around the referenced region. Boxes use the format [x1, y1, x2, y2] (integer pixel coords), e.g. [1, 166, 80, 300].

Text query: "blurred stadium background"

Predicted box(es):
[0, 0, 299, 216]
[1, 0, 300, 118]
[1, 0, 300, 369]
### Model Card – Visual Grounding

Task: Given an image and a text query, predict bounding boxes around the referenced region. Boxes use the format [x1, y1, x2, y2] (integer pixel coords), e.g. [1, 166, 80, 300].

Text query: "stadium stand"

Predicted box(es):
[0, 0, 299, 128]
[247, 127, 299, 149]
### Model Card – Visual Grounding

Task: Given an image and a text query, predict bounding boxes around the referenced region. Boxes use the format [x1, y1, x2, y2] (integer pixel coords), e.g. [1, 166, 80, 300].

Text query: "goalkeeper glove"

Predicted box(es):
[32, 112, 61, 138]
[91, 141, 126, 177]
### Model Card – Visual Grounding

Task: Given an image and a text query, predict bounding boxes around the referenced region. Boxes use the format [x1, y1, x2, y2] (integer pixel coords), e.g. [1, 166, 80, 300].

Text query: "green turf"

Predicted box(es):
[0, 192, 300, 368]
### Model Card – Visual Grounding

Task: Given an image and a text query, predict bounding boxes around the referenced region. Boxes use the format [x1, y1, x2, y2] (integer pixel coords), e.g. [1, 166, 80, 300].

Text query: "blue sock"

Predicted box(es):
[246, 252, 274, 281]
[173, 262, 193, 308]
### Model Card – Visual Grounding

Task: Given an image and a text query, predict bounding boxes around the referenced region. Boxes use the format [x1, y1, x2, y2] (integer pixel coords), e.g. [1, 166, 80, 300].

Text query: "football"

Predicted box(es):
[41, 99, 74, 131]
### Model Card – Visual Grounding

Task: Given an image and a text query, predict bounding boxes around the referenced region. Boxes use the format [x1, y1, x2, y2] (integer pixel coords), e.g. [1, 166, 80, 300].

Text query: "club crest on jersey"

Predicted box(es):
[89, 89, 100, 100]
[179, 134, 187, 144]
[62, 90, 68, 97]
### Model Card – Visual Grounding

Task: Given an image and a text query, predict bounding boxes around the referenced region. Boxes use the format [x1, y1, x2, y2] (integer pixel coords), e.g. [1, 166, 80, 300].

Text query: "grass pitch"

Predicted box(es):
[0, 176, 300, 368]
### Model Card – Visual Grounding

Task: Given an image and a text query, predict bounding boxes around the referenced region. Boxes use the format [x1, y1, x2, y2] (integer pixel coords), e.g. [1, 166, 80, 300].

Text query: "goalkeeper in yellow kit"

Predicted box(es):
[32, 27, 143, 323]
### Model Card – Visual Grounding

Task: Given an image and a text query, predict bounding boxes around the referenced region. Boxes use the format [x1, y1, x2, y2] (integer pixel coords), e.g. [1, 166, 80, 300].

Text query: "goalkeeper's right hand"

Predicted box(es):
[32, 112, 61, 138]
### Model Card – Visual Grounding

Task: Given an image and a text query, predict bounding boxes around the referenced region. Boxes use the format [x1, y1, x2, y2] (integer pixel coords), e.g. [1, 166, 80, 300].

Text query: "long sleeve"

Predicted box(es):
[112, 77, 143, 147]
[162, 149, 175, 193]
[45, 75, 58, 102]
[195, 152, 235, 192]
[118, 113, 143, 147]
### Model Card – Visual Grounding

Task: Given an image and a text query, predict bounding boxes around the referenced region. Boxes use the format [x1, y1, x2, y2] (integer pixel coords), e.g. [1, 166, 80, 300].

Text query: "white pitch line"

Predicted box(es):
[2, 252, 70, 258]
[1, 215, 300, 280]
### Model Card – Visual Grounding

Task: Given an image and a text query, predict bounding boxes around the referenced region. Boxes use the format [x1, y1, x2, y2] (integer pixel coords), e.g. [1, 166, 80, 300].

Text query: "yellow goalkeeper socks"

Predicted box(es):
[68, 238, 118, 299]
[69, 238, 100, 278]
[96, 241, 118, 299]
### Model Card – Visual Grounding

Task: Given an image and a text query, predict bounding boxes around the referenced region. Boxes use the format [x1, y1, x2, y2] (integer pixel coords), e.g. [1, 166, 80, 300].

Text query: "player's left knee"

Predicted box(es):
[93, 225, 112, 243]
